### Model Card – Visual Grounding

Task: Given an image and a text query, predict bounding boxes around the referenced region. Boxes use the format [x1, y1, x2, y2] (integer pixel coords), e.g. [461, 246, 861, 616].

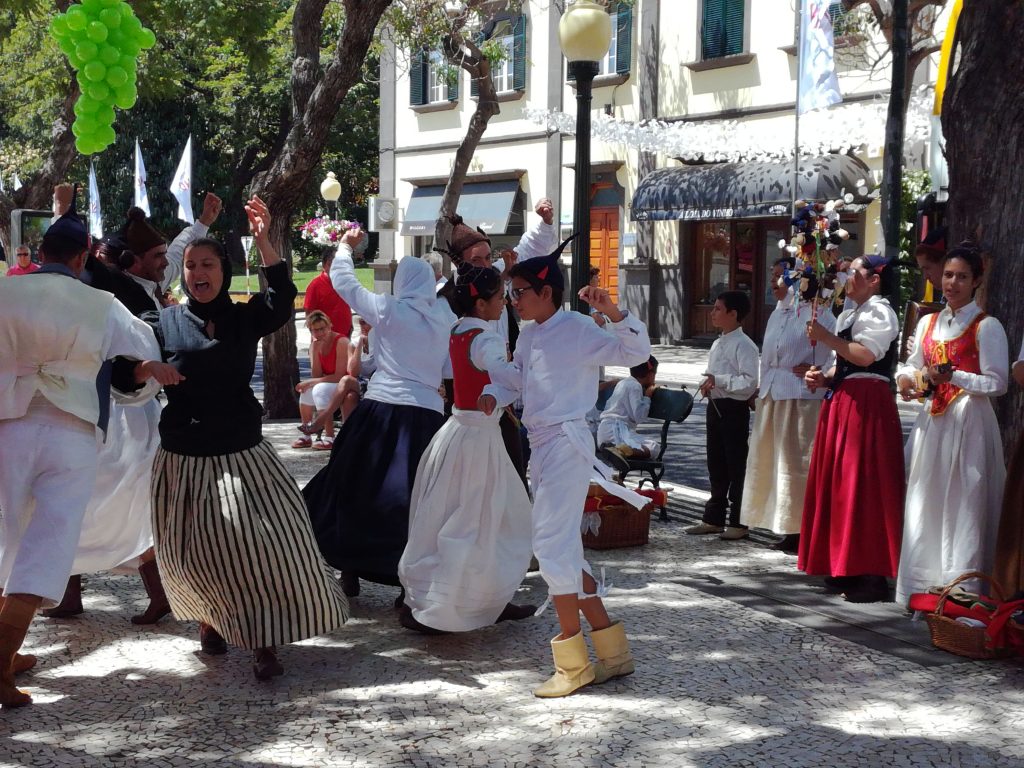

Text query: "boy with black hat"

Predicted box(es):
[480, 238, 651, 698]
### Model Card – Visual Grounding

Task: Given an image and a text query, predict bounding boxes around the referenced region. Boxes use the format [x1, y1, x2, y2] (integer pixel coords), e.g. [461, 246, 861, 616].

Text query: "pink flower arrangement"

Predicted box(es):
[298, 217, 361, 247]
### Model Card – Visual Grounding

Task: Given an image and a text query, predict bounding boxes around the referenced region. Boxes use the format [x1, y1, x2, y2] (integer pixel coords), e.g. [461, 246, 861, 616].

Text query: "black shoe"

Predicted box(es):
[199, 623, 228, 655]
[339, 571, 360, 597]
[822, 575, 858, 593]
[252, 647, 284, 680]
[771, 534, 800, 555]
[397, 604, 447, 635]
[393, 588, 406, 610]
[496, 603, 537, 623]
[843, 576, 891, 604]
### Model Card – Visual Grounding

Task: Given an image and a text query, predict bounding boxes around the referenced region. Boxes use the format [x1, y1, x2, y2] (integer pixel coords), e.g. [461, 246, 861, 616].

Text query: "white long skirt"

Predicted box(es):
[895, 394, 1005, 606]
[72, 398, 160, 574]
[740, 396, 820, 535]
[399, 407, 533, 632]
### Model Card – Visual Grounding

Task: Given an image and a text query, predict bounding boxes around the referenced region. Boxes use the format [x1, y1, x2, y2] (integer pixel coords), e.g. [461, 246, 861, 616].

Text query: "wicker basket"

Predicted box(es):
[582, 502, 653, 550]
[925, 571, 1015, 660]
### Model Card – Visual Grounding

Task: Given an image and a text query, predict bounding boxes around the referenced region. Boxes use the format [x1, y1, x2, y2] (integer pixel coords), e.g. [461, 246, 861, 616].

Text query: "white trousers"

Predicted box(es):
[597, 418, 659, 454]
[529, 422, 595, 597]
[0, 417, 98, 606]
[299, 381, 337, 412]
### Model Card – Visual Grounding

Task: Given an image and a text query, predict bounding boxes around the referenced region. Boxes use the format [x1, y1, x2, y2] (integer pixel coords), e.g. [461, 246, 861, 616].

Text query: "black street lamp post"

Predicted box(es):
[559, 1, 612, 314]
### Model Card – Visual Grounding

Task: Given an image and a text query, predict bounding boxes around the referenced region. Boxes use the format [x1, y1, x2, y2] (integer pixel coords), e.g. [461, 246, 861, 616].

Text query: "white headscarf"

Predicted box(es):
[393, 255, 438, 319]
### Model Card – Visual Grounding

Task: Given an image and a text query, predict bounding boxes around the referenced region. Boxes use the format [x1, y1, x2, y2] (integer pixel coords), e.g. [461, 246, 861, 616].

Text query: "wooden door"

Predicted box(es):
[589, 206, 620, 302]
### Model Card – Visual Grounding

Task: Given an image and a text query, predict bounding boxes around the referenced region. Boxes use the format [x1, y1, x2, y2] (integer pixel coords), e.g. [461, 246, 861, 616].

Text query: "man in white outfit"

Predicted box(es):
[0, 204, 178, 709]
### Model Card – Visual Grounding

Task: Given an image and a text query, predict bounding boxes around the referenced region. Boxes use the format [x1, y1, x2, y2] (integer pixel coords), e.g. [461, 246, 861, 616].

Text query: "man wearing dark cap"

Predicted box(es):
[0, 200, 176, 708]
[41, 192, 222, 621]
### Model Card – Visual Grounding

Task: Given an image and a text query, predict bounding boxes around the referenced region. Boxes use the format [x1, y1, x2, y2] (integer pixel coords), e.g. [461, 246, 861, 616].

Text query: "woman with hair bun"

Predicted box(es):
[896, 244, 1009, 606]
[397, 264, 535, 633]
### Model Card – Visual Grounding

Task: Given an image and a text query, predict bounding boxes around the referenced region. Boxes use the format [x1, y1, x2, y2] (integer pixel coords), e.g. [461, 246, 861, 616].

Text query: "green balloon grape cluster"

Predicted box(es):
[49, 0, 156, 156]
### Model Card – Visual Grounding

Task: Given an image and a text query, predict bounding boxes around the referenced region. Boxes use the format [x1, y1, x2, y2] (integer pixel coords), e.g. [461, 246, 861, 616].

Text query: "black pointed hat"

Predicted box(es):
[510, 233, 578, 291]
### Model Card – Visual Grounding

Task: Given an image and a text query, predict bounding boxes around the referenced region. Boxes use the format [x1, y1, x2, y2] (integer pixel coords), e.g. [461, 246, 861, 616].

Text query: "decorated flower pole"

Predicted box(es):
[49, 0, 156, 156]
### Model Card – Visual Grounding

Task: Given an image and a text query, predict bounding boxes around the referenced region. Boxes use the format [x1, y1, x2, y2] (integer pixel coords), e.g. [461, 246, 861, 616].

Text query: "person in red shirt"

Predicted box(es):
[304, 250, 352, 338]
[6, 246, 40, 276]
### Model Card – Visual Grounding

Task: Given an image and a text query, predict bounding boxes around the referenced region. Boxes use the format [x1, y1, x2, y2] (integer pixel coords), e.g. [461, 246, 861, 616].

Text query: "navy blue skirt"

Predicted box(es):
[302, 398, 444, 585]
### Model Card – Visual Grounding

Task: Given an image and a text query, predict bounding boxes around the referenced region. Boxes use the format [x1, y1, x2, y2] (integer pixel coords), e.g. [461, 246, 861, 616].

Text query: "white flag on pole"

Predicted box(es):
[170, 136, 195, 224]
[12, 173, 22, 191]
[798, 0, 842, 115]
[134, 140, 151, 216]
[88, 160, 103, 238]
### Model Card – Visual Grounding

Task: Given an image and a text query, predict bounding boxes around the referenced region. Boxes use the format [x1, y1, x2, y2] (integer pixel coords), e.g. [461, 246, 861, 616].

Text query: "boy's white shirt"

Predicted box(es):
[599, 376, 650, 428]
[483, 309, 651, 431]
[703, 326, 759, 400]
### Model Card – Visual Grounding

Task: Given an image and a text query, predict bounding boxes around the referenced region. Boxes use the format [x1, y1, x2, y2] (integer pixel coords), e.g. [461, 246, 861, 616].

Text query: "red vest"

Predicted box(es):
[450, 327, 491, 410]
[922, 310, 985, 416]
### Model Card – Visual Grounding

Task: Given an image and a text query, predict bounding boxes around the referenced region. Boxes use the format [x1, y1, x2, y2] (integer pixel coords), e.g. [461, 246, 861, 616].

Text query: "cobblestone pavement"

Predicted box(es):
[3, 421, 1024, 768]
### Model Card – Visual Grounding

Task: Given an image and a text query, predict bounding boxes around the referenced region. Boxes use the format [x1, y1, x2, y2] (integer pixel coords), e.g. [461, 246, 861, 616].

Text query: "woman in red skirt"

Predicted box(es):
[800, 255, 905, 603]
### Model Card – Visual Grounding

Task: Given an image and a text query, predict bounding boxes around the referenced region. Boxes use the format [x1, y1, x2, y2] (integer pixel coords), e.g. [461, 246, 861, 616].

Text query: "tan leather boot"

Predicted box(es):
[533, 632, 595, 698]
[591, 620, 635, 684]
[0, 595, 39, 708]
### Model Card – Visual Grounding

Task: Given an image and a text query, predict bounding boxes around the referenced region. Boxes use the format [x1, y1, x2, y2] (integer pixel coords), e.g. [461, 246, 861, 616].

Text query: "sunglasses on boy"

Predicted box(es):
[509, 285, 536, 301]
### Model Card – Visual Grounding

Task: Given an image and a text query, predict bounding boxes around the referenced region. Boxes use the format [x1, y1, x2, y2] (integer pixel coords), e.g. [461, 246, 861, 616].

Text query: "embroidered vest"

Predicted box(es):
[0, 272, 115, 426]
[922, 311, 985, 416]
[450, 327, 491, 410]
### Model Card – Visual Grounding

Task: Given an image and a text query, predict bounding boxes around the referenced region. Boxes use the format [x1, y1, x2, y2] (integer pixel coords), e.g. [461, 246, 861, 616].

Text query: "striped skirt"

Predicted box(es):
[151, 440, 348, 650]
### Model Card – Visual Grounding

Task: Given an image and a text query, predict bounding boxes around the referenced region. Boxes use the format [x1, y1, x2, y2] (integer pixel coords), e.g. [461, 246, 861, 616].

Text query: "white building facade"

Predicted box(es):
[376, 0, 948, 343]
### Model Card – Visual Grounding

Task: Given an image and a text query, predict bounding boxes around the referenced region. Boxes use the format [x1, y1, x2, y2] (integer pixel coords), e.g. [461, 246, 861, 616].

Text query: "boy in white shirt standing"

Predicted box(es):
[686, 291, 759, 541]
[480, 241, 651, 699]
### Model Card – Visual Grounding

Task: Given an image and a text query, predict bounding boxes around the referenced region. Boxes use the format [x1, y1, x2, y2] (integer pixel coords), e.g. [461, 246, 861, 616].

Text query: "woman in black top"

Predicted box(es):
[147, 197, 347, 680]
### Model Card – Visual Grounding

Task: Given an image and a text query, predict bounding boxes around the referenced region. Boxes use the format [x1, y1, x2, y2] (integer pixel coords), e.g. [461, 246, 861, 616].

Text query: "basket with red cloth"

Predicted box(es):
[581, 485, 668, 550]
[909, 571, 1024, 660]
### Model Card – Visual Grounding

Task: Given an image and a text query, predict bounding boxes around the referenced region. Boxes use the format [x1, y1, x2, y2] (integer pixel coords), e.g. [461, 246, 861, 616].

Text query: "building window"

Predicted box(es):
[490, 21, 515, 93]
[599, 11, 619, 75]
[471, 14, 526, 97]
[427, 52, 449, 103]
[410, 49, 458, 107]
[701, 0, 745, 60]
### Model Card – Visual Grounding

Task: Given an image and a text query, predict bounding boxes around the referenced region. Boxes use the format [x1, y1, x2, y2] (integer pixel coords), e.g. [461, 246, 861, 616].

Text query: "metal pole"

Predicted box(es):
[793, 0, 803, 213]
[569, 59, 598, 314]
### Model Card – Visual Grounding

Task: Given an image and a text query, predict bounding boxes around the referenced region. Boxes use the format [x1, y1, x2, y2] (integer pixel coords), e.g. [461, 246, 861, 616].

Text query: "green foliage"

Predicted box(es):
[2, 0, 379, 260]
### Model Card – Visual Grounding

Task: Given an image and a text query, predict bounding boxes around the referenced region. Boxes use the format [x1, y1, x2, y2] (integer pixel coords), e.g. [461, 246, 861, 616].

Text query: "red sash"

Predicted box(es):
[922, 311, 985, 416]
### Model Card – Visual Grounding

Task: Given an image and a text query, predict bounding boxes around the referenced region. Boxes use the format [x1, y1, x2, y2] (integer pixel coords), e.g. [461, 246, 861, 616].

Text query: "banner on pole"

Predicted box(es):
[798, 0, 842, 115]
[134, 140, 151, 216]
[170, 136, 195, 224]
[88, 160, 103, 238]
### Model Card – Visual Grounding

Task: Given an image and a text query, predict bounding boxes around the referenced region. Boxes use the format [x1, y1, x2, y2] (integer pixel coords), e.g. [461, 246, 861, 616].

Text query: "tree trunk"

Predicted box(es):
[250, 0, 392, 418]
[434, 44, 499, 247]
[259, 214, 301, 419]
[941, 0, 1024, 453]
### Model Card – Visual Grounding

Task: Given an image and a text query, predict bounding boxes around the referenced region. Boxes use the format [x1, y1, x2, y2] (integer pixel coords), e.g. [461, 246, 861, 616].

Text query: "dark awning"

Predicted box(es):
[401, 180, 521, 236]
[631, 154, 873, 222]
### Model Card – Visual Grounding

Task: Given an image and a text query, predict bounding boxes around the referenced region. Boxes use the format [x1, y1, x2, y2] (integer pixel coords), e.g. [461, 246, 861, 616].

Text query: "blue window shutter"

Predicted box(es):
[513, 14, 527, 91]
[615, 3, 632, 75]
[410, 50, 425, 105]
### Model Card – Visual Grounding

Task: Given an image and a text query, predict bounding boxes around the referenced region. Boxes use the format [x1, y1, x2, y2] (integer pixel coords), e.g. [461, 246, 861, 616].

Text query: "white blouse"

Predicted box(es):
[759, 294, 836, 401]
[897, 301, 1008, 397]
[834, 294, 899, 380]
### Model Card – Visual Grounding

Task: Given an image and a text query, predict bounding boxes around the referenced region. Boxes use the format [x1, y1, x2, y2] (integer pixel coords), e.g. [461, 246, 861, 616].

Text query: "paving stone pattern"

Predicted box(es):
[3, 422, 1024, 767]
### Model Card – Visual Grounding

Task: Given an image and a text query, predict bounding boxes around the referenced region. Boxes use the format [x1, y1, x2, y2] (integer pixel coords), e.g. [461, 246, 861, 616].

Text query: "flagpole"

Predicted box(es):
[793, 0, 804, 216]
